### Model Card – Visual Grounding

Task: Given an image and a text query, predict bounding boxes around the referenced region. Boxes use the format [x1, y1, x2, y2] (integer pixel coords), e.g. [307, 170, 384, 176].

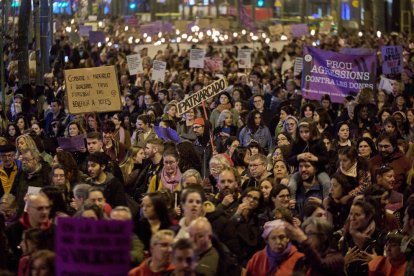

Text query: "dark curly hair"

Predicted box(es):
[177, 142, 202, 172]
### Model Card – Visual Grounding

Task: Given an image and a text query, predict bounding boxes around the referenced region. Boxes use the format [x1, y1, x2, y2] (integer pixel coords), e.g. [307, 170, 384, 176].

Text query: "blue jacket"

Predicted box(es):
[239, 126, 273, 153]
[295, 180, 324, 215]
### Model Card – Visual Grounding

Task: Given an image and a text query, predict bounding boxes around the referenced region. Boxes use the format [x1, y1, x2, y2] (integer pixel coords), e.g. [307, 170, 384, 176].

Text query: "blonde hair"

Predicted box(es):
[120, 146, 143, 176]
[16, 135, 37, 158]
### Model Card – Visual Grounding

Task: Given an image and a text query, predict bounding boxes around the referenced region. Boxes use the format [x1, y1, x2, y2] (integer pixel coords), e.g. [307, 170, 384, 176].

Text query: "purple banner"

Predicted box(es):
[239, 0, 257, 33]
[187, 22, 195, 34]
[301, 46, 376, 103]
[140, 24, 157, 36]
[154, 126, 181, 143]
[341, 47, 377, 55]
[57, 135, 85, 152]
[55, 217, 132, 276]
[89, 31, 106, 44]
[79, 25, 93, 37]
[162, 23, 173, 34]
[291, 24, 308, 37]
[381, 45, 403, 74]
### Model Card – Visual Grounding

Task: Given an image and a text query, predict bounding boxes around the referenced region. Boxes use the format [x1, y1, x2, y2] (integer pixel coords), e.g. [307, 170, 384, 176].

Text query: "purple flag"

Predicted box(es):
[162, 23, 173, 34]
[239, 0, 257, 33]
[301, 45, 376, 104]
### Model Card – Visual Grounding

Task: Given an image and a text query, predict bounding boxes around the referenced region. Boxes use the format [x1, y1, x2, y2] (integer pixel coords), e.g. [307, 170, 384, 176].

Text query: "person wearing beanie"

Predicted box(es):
[0, 144, 21, 198]
[193, 118, 224, 179]
[402, 69, 414, 97]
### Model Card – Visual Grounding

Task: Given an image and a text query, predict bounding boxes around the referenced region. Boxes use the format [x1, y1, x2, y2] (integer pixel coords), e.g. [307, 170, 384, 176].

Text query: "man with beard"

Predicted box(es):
[128, 230, 175, 276]
[370, 132, 412, 193]
[0, 145, 21, 198]
[131, 114, 157, 148]
[10, 148, 51, 210]
[132, 138, 164, 200]
[85, 152, 126, 208]
[210, 167, 240, 216]
[242, 154, 272, 189]
[192, 118, 222, 179]
[294, 159, 324, 215]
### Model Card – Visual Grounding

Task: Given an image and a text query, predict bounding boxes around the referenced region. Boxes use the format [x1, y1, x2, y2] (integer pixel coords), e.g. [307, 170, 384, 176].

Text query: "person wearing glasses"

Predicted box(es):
[0, 145, 21, 199]
[245, 219, 304, 275]
[5, 195, 52, 260]
[148, 149, 181, 193]
[370, 132, 412, 193]
[242, 154, 272, 190]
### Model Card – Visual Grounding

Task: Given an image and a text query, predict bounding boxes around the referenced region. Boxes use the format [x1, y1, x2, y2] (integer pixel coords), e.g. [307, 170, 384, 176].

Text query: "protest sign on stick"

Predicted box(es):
[126, 54, 144, 75]
[381, 45, 403, 74]
[64, 66, 122, 114]
[238, 49, 251, 68]
[190, 49, 205, 68]
[55, 217, 132, 276]
[151, 60, 167, 82]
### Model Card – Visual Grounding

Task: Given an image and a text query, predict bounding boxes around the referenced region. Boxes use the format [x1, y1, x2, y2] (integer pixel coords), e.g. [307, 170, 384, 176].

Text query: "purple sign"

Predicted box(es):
[187, 21, 195, 34]
[79, 25, 93, 37]
[89, 31, 106, 44]
[162, 23, 173, 34]
[140, 24, 156, 36]
[57, 135, 85, 152]
[154, 126, 181, 143]
[301, 45, 376, 103]
[124, 15, 133, 23]
[291, 24, 308, 37]
[55, 217, 132, 276]
[381, 45, 403, 74]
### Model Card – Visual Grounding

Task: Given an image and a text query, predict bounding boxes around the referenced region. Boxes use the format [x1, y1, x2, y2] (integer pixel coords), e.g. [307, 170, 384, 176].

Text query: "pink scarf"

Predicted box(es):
[160, 166, 182, 193]
[349, 220, 376, 249]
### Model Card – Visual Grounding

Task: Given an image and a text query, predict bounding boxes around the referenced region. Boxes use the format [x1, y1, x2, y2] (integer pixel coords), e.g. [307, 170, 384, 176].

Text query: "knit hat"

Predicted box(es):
[404, 69, 413, 79]
[193, 118, 205, 126]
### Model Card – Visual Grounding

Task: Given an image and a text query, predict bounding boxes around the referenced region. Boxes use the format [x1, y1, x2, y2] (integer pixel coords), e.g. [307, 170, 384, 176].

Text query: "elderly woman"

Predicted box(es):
[202, 154, 231, 195]
[246, 219, 304, 275]
[210, 92, 239, 130]
[212, 110, 238, 139]
[0, 193, 18, 226]
[285, 217, 345, 276]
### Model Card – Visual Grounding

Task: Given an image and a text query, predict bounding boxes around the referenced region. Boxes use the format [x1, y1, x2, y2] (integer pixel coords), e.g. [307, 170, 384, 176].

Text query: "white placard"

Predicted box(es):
[28, 186, 41, 195]
[378, 77, 396, 94]
[294, 57, 303, 76]
[151, 60, 167, 83]
[189, 49, 205, 68]
[88, 15, 97, 21]
[238, 49, 251, 69]
[126, 54, 144, 75]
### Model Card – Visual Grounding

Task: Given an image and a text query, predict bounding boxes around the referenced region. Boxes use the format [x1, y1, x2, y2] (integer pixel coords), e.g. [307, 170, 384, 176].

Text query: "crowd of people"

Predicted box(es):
[2, 15, 414, 276]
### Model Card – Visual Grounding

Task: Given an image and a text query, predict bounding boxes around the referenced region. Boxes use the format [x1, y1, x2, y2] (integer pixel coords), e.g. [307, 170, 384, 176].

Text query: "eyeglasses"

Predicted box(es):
[210, 167, 223, 172]
[246, 194, 260, 202]
[0, 154, 14, 159]
[253, 100, 263, 104]
[248, 163, 265, 169]
[22, 157, 35, 163]
[273, 152, 281, 156]
[193, 126, 203, 130]
[286, 123, 296, 127]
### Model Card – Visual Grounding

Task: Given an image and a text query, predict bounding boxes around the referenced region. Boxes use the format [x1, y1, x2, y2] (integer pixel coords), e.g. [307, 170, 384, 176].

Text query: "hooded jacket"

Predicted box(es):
[86, 172, 127, 208]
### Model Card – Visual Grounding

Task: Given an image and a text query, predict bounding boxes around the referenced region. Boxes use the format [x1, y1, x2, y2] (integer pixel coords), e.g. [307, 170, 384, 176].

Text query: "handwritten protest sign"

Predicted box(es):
[65, 66, 122, 114]
[89, 31, 106, 44]
[301, 46, 376, 103]
[190, 49, 205, 68]
[291, 24, 308, 37]
[56, 217, 132, 276]
[204, 57, 223, 71]
[269, 24, 283, 36]
[79, 25, 93, 37]
[381, 45, 403, 74]
[294, 57, 303, 76]
[57, 135, 85, 152]
[127, 54, 144, 75]
[154, 126, 181, 143]
[128, 18, 139, 27]
[28, 186, 41, 195]
[151, 60, 167, 82]
[175, 21, 190, 33]
[238, 49, 251, 69]
[379, 77, 396, 94]
[177, 78, 228, 115]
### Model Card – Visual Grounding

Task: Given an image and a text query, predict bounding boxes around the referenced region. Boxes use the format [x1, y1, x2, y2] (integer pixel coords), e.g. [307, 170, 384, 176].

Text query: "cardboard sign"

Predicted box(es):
[154, 126, 181, 143]
[319, 21, 332, 33]
[55, 217, 132, 276]
[126, 54, 144, 75]
[190, 49, 205, 68]
[294, 57, 303, 76]
[175, 21, 191, 33]
[204, 57, 223, 71]
[151, 60, 167, 82]
[79, 25, 93, 37]
[283, 25, 292, 36]
[379, 77, 396, 94]
[85, 22, 98, 31]
[381, 45, 403, 74]
[89, 31, 106, 44]
[177, 78, 228, 115]
[238, 49, 251, 69]
[65, 66, 122, 114]
[198, 19, 210, 29]
[269, 24, 283, 36]
[128, 18, 139, 27]
[291, 24, 308, 37]
[57, 135, 85, 152]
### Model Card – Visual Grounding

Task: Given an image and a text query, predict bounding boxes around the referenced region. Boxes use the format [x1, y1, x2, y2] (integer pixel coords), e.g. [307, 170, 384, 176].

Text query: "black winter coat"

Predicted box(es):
[287, 138, 329, 171]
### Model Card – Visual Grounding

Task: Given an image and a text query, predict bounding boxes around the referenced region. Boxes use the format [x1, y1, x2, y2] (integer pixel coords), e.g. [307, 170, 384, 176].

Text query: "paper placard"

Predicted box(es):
[283, 25, 292, 36]
[65, 66, 122, 114]
[381, 45, 403, 74]
[88, 15, 97, 21]
[177, 78, 228, 115]
[291, 23, 308, 37]
[126, 54, 144, 75]
[204, 57, 223, 71]
[77, 18, 85, 25]
[28, 186, 41, 195]
[85, 22, 98, 31]
[128, 18, 139, 27]
[379, 77, 396, 94]
[238, 49, 251, 68]
[57, 135, 85, 152]
[198, 19, 210, 29]
[79, 25, 93, 37]
[294, 57, 303, 76]
[151, 60, 167, 83]
[154, 126, 181, 143]
[269, 24, 283, 36]
[190, 49, 205, 68]
[89, 31, 106, 44]
[56, 217, 132, 276]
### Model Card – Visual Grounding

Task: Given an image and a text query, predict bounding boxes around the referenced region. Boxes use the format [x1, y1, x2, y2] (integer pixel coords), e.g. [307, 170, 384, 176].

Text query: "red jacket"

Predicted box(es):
[369, 256, 406, 276]
[370, 152, 412, 191]
[128, 258, 174, 276]
[245, 245, 304, 276]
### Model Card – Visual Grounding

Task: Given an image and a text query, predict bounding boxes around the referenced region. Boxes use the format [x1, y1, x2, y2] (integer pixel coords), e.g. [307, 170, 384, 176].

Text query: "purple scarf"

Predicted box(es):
[160, 166, 182, 193]
[265, 242, 292, 273]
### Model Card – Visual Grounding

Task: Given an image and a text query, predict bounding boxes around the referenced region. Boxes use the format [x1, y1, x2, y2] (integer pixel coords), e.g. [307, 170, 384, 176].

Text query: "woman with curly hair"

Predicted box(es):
[176, 141, 202, 174]
[57, 121, 88, 165]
